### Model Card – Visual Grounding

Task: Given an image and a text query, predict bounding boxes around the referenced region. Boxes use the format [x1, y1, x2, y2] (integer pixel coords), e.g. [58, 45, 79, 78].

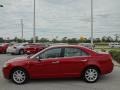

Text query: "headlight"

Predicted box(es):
[3, 63, 9, 68]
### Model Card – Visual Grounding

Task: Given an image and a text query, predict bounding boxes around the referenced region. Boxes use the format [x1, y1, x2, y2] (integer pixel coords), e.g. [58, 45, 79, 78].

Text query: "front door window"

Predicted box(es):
[39, 48, 62, 59]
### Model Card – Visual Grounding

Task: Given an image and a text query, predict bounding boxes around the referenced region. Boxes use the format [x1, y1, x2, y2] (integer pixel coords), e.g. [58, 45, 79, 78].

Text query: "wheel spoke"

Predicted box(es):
[12, 70, 26, 84]
[85, 68, 98, 82]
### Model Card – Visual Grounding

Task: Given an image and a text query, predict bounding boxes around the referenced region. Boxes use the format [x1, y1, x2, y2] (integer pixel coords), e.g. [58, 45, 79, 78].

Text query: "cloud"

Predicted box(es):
[0, 0, 120, 39]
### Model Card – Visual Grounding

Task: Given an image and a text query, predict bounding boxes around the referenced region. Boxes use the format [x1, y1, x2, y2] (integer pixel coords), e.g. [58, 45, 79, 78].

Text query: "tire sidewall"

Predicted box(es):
[11, 69, 28, 84]
[83, 67, 99, 83]
[19, 49, 24, 55]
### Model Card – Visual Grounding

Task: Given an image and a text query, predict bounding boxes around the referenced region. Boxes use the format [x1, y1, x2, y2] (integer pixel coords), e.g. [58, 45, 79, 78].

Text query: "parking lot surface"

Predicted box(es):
[0, 54, 120, 90]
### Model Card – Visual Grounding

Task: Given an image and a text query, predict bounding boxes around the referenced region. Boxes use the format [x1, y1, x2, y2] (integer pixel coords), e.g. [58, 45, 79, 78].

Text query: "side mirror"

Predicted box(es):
[27, 54, 33, 58]
[39, 56, 43, 61]
[35, 56, 42, 61]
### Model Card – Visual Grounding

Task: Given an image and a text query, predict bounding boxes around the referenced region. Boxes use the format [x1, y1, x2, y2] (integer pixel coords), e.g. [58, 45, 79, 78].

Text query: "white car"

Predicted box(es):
[7, 43, 28, 55]
[109, 43, 120, 48]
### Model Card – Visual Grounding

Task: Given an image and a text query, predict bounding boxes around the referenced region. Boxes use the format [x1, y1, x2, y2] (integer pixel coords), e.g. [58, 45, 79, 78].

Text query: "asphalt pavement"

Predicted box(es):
[0, 54, 120, 90]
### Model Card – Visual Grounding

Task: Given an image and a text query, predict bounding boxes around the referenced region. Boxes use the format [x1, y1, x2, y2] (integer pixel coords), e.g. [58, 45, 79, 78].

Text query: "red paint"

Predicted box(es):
[2, 45, 114, 79]
[0, 43, 9, 53]
[24, 44, 46, 54]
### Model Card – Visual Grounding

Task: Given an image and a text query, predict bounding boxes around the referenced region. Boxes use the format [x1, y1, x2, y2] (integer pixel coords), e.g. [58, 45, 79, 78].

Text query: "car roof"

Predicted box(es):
[48, 45, 86, 48]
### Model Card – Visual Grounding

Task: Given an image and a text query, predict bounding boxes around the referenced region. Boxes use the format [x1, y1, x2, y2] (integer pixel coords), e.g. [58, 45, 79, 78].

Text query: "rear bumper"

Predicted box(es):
[101, 62, 114, 75]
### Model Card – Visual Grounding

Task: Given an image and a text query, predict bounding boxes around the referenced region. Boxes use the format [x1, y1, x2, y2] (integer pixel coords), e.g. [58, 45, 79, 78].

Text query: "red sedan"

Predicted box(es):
[24, 44, 46, 54]
[2, 45, 114, 84]
[0, 43, 9, 53]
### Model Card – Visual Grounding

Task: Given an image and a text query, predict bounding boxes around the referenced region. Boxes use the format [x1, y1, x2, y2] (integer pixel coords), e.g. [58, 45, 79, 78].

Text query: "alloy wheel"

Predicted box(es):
[12, 69, 27, 84]
[84, 68, 99, 83]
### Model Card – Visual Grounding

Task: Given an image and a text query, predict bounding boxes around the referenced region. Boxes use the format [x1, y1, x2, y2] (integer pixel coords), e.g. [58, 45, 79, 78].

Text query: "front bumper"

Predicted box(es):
[102, 62, 114, 75]
[2, 67, 11, 79]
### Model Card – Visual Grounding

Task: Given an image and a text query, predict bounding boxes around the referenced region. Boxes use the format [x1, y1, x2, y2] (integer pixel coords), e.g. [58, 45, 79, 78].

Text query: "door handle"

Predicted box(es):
[52, 61, 60, 64]
[81, 59, 87, 62]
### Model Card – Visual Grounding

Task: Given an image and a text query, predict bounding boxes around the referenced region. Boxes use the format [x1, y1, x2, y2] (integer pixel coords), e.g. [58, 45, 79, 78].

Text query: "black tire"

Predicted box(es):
[83, 67, 99, 83]
[11, 53, 15, 55]
[3, 50, 6, 54]
[11, 68, 28, 84]
[19, 49, 24, 55]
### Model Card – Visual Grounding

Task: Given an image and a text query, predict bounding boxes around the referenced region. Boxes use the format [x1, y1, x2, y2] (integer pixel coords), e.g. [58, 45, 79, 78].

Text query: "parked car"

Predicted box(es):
[6, 43, 28, 55]
[24, 44, 46, 54]
[0, 43, 9, 53]
[109, 42, 120, 48]
[2, 45, 114, 84]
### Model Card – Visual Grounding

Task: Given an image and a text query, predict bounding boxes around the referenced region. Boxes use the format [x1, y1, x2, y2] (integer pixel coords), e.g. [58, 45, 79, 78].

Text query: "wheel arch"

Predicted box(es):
[9, 66, 30, 79]
[19, 49, 24, 54]
[81, 65, 101, 77]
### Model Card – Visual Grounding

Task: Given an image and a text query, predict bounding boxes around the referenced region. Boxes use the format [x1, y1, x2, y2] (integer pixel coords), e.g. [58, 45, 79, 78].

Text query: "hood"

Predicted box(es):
[7, 56, 28, 63]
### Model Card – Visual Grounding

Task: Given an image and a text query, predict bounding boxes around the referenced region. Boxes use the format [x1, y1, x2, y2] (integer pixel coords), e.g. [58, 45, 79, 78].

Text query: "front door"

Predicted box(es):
[29, 47, 62, 78]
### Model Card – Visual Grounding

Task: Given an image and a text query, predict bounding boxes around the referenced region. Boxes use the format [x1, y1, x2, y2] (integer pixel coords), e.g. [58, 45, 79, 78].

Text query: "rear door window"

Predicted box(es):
[64, 47, 89, 57]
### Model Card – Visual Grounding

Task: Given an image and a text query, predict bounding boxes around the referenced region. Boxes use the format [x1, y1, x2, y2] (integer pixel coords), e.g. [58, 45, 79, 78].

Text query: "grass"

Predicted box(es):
[94, 44, 120, 64]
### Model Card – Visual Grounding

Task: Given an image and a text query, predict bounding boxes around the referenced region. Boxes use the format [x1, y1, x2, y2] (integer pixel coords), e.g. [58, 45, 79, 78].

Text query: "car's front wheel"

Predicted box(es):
[11, 69, 28, 84]
[83, 67, 99, 83]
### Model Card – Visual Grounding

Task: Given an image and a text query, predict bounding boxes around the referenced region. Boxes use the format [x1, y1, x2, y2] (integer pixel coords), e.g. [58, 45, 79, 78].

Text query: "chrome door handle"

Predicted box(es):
[81, 59, 87, 62]
[52, 61, 60, 64]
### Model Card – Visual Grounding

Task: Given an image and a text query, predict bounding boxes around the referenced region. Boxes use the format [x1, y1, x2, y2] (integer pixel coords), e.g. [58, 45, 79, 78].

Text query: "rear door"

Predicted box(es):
[60, 47, 90, 77]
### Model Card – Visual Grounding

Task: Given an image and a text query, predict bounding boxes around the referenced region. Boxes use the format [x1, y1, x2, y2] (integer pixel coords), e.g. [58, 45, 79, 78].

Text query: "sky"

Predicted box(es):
[0, 0, 120, 40]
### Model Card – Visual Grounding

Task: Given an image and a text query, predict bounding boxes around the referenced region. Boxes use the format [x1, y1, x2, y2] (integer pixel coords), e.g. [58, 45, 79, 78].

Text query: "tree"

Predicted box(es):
[79, 37, 87, 43]
[52, 38, 59, 43]
[13, 37, 23, 43]
[94, 38, 101, 43]
[107, 36, 113, 42]
[0, 37, 4, 43]
[61, 37, 67, 43]
[114, 34, 119, 42]
[67, 38, 79, 44]
[39, 38, 49, 42]
[102, 36, 107, 42]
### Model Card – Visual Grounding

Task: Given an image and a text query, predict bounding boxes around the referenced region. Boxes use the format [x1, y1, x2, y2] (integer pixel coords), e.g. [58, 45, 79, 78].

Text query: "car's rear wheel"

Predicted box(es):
[19, 49, 24, 55]
[11, 69, 28, 84]
[83, 67, 99, 83]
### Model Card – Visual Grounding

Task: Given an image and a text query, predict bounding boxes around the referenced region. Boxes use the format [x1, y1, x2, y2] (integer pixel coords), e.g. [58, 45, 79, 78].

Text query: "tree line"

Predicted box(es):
[0, 35, 119, 43]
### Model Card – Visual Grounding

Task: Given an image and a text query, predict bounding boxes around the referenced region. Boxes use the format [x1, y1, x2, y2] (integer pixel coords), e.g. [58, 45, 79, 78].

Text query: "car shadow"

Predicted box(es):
[29, 78, 82, 83]
[28, 75, 112, 84]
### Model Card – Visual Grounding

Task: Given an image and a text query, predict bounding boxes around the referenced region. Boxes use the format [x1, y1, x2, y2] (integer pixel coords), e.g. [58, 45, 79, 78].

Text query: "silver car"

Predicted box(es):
[7, 43, 28, 55]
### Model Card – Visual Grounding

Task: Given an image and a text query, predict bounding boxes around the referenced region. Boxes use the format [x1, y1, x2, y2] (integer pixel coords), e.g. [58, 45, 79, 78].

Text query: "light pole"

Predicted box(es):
[91, 0, 94, 48]
[33, 0, 36, 43]
[20, 19, 24, 42]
